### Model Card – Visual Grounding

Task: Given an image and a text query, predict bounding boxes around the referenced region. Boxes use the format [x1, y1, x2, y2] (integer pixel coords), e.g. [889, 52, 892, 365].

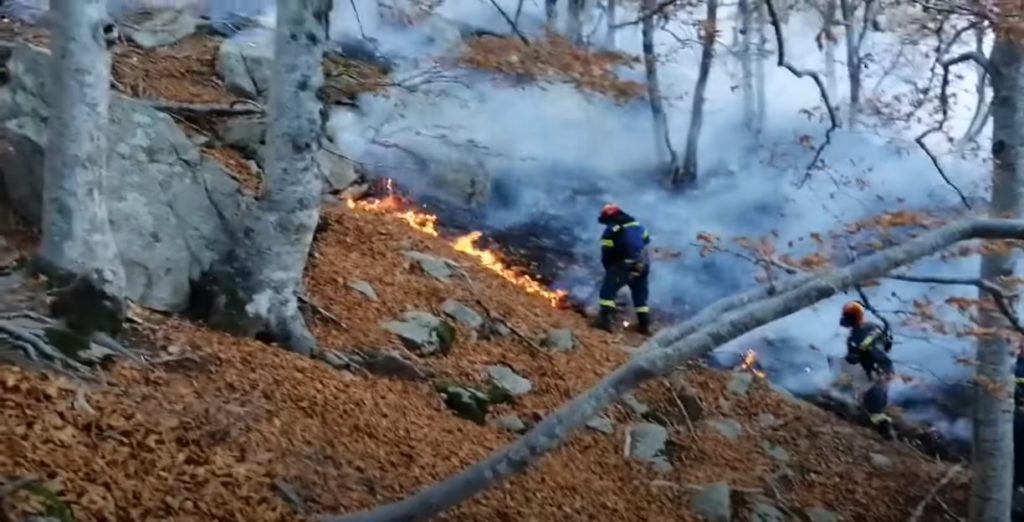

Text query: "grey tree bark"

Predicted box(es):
[545, 0, 558, 32]
[37, 0, 127, 333]
[321, 216, 1024, 522]
[823, 0, 838, 99]
[676, 0, 718, 187]
[208, 0, 331, 356]
[604, 0, 617, 49]
[739, 0, 755, 130]
[839, 0, 873, 128]
[969, 21, 1023, 521]
[754, 0, 767, 134]
[640, 0, 680, 181]
[567, 0, 584, 45]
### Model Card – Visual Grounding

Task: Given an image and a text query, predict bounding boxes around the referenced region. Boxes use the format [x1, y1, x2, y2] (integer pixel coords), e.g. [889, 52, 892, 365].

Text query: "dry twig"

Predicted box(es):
[906, 465, 962, 522]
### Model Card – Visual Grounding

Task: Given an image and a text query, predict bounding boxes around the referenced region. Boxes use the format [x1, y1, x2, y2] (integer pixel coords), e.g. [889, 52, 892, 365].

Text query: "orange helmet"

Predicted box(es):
[840, 301, 865, 327]
[599, 203, 622, 223]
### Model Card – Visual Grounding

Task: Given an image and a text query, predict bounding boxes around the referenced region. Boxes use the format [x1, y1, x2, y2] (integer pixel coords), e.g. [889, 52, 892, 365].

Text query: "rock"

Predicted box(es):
[690, 482, 731, 522]
[492, 414, 526, 433]
[626, 423, 671, 473]
[869, 452, 892, 470]
[0, 43, 247, 312]
[585, 416, 615, 434]
[620, 392, 651, 417]
[748, 499, 786, 521]
[348, 280, 378, 302]
[318, 349, 429, 381]
[804, 508, 842, 522]
[402, 251, 456, 282]
[757, 413, 784, 429]
[437, 383, 490, 424]
[727, 371, 754, 396]
[707, 419, 744, 441]
[440, 299, 484, 329]
[761, 442, 791, 463]
[317, 145, 359, 194]
[541, 329, 576, 351]
[486, 364, 533, 397]
[381, 312, 456, 355]
[121, 9, 200, 49]
[217, 27, 274, 99]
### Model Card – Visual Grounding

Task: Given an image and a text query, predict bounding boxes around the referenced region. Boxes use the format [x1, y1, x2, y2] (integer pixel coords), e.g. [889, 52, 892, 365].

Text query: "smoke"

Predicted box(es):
[5, 0, 997, 437]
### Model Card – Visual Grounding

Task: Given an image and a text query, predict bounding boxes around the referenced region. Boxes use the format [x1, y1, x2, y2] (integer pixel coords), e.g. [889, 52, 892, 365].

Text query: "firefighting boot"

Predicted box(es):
[870, 413, 895, 441]
[594, 307, 615, 333]
[635, 311, 651, 336]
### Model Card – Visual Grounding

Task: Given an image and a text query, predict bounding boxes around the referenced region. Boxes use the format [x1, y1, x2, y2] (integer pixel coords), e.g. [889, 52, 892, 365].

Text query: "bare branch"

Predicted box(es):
[907, 465, 963, 522]
[762, 0, 840, 186]
[321, 218, 1024, 522]
[486, 0, 531, 45]
[610, 0, 683, 28]
[886, 273, 1024, 336]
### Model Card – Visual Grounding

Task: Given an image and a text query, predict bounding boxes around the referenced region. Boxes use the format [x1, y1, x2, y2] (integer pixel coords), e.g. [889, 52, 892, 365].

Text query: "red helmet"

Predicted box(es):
[599, 203, 622, 219]
[840, 301, 865, 327]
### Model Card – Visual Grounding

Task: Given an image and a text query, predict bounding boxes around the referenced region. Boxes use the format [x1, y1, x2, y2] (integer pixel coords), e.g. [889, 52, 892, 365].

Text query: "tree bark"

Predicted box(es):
[323, 217, 1024, 522]
[676, 0, 718, 187]
[839, 0, 861, 128]
[739, 0, 754, 130]
[545, 0, 558, 33]
[37, 0, 127, 332]
[567, 0, 584, 45]
[754, 0, 767, 135]
[208, 0, 330, 356]
[823, 0, 838, 99]
[969, 18, 1023, 521]
[641, 0, 680, 180]
[604, 0, 617, 49]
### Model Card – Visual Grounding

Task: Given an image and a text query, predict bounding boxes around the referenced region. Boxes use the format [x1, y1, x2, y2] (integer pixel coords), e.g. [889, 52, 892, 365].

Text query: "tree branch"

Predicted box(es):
[906, 464, 963, 522]
[486, 0, 531, 45]
[609, 0, 683, 28]
[762, 0, 840, 186]
[321, 218, 1024, 522]
[886, 273, 1024, 336]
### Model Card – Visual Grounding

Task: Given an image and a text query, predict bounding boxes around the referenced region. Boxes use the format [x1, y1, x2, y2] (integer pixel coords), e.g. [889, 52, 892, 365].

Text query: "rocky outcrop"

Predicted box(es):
[120, 9, 201, 49]
[381, 311, 456, 355]
[0, 43, 247, 312]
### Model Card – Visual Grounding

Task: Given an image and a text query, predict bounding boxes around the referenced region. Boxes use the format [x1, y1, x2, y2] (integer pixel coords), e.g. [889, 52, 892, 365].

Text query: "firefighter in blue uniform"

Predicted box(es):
[840, 301, 896, 440]
[1014, 352, 1024, 493]
[595, 204, 651, 335]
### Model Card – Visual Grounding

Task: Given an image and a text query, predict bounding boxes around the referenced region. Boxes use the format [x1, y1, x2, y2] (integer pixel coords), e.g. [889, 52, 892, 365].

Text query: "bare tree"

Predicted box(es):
[738, 0, 755, 130]
[323, 217, 1024, 522]
[605, 0, 617, 49]
[839, 0, 875, 128]
[754, 0, 767, 134]
[957, 19, 991, 148]
[676, 0, 718, 187]
[641, 0, 681, 182]
[546, 0, 558, 32]
[207, 0, 332, 356]
[969, 14, 1021, 518]
[37, 0, 126, 332]
[567, 0, 585, 44]
[820, 0, 839, 99]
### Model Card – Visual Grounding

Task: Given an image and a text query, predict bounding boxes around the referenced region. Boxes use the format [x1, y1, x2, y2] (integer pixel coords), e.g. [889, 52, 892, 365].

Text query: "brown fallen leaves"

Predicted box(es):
[460, 35, 646, 102]
[0, 202, 969, 521]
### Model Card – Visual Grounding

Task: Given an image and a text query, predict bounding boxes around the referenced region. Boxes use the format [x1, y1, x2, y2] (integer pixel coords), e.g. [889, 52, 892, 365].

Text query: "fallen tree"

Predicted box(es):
[323, 217, 1024, 522]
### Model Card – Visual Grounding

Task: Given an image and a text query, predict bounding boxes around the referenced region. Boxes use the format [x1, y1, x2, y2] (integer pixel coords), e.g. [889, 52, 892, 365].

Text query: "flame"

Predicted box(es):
[739, 349, 767, 378]
[345, 179, 568, 308]
[453, 231, 569, 307]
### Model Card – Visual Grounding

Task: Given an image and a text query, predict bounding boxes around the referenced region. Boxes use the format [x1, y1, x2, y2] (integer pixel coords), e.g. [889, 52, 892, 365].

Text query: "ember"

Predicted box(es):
[738, 349, 767, 378]
[345, 178, 569, 308]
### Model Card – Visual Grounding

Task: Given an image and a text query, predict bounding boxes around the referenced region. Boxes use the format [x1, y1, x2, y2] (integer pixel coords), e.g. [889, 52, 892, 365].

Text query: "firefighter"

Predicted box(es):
[1014, 350, 1024, 492]
[595, 204, 651, 335]
[840, 300, 896, 440]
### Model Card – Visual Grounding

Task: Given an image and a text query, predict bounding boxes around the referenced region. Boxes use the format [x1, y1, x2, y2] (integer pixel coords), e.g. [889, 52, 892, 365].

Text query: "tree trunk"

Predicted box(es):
[567, 0, 584, 45]
[545, 0, 557, 32]
[959, 24, 991, 148]
[969, 21, 1023, 521]
[839, 0, 860, 128]
[324, 218, 1024, 522]
[823, 0, 838, 99]
[604, 0, 616, 49]
[37, 0, 127, 333]
[676, 0, 718, 187]
[754, 0, 767, 135]
[208, 0, 330, 356]
[641, 0, 680, 179]
[739, 0, 754, 130]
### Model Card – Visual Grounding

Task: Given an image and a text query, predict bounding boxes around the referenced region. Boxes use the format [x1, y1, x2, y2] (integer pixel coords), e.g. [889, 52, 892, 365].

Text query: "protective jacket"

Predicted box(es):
[844, 321, 893, 378]
[600, 212, 650, 270]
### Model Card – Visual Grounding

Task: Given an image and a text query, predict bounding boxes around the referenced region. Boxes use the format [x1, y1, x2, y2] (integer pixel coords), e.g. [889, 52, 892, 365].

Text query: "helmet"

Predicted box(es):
[599, 203, 622, 223]
[840, 301, 865, 327]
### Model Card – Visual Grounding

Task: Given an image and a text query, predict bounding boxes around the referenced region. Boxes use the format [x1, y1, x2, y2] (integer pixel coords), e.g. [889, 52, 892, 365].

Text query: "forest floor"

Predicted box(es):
[0, 15, 970, 522]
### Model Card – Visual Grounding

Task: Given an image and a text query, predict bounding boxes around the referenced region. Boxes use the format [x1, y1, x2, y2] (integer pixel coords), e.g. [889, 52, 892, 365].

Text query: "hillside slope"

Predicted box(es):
[1, 202, 968, 522]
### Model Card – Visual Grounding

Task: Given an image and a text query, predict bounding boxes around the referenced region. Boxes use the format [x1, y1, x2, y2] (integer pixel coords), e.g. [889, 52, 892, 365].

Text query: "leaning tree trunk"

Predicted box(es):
[970, 17, 1023, 521]
[325, 217, 1024, 522]
[839, 0, 861, 128]
[604, 0, 617, 49]
[567, 0, 584, 45]
[754, 0, 767, 135]
[676, 0, 718, 187]
[738, 0, 754, 130]
[37, 0, 127, 334]
[823, 0, 838, 99]
[208, 0, 331, 356]
[641, 0, 680, 181]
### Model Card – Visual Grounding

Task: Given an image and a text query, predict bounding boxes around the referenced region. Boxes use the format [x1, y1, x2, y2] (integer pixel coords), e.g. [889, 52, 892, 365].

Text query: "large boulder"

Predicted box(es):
[216, 27, 274, 100]
[0, 43, 247, 312]
[119, 9, 201, 49]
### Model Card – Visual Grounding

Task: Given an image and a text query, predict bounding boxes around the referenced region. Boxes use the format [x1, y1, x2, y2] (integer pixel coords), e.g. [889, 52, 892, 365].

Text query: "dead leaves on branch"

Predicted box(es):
[459, 36, 646, 102]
